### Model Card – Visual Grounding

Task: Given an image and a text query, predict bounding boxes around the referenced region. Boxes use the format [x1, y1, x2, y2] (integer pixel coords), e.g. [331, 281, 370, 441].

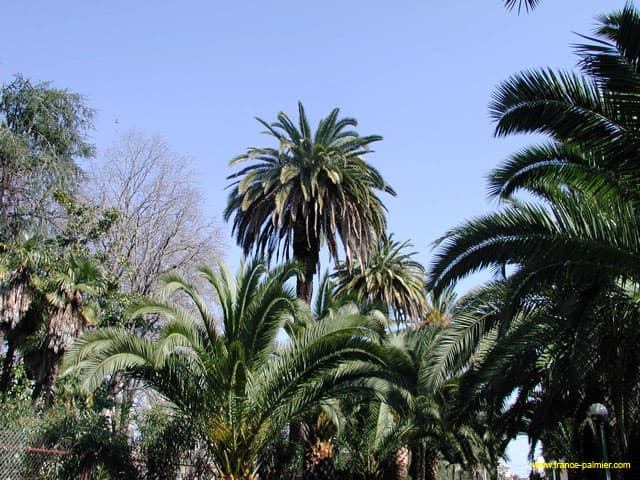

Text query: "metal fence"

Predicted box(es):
[0, 422, 71, 480]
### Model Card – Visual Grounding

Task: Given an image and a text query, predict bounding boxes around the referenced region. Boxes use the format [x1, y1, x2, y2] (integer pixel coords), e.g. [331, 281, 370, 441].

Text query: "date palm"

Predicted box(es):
[225, 102, 395, 304]
[402, 326, 492, 480]
[433, 277, 640, 473]
[63, 259, 399, 480]
[428, 5, 640, 474]
[333, 234, 427, 326]
[430, 4, 640, 297]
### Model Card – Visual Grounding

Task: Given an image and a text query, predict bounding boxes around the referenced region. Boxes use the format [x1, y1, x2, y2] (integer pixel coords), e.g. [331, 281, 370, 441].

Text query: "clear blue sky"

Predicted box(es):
[1, 0, 623, 475]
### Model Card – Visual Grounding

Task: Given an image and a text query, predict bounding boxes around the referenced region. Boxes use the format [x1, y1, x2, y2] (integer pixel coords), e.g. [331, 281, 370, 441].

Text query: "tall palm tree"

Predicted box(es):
[333, 234, 427, 326]
[225, 102, 395, 304]
[63, 259, 400, 480]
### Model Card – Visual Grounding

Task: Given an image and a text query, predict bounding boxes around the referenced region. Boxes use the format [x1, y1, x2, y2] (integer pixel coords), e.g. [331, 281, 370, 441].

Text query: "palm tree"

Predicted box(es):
[331, 235, 434, 479]
[428, 6, 640, 475]
[63, 259, 400, 480]
[32, 254, 106, 405]
[0, 234, 48, 393]
[333, 234, 427, 326]
[224, 102, 395, 304]
[432, 277, 640, 475]
[298, 274, 398, 480]
[503, 0, 540, 13]
[411, 327, 494, 480]
[430, 3, 640, 302]
[334, 398, 412, 480]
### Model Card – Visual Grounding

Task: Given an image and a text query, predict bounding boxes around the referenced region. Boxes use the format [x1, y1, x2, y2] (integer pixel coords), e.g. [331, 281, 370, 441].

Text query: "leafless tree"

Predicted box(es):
[89, 130, 224, 298]
[83, 130, 225, 426]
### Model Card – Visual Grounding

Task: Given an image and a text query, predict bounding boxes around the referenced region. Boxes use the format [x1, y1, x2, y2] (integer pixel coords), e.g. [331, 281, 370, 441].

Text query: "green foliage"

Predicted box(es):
[428, 4, 640, 471]
[0, 229, 112, 404]
[0, 75, 94, 239]
[64, 259, 401, 477]
[36, 406, 138, 480]
[0, 384, 137, 480]
[136, 407, 205, 480]
[333, 234, 427, 325]
[52, 190, 119, 256]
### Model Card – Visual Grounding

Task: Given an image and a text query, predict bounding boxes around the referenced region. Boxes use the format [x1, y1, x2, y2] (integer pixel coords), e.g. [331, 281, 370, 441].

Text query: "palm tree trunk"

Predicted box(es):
[0, 337, 16, 393]
[425, 451, 439, 480]
[296, 253, 317, 305]
[293, 224, 321, 477]
[389, 445, 410, 480]
[409, 441, 425, 480]
[31, 348, 62, 407]
[409, 443, 439, 480]
[293, 222, 319, 304]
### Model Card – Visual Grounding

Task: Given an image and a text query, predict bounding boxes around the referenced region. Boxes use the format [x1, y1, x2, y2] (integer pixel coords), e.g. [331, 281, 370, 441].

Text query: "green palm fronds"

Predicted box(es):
[225, 102, 394, 302]
[64, 259, 402, 478]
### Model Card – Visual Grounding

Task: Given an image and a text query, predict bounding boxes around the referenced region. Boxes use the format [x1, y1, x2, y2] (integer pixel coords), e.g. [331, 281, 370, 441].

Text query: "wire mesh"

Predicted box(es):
[0, 420, 72, 480]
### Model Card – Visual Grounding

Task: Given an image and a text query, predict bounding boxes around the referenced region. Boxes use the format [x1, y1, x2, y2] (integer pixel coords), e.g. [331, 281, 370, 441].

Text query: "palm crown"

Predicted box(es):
[333, 234, 427, 325]
[225, 102, 395, 303]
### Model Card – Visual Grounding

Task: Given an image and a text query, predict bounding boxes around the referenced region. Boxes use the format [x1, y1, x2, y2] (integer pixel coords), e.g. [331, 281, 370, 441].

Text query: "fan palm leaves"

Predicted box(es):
[0, 234, 48, 330]
[32, 254, 106, 405]
[225, 102, 395, 303]
[0, 234, 50, 393]
[333, 234, 427, 325]
[63, 259, 403, 479]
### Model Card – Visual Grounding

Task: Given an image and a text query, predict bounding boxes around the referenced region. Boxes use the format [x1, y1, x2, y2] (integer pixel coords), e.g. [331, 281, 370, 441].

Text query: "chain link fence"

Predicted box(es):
[0, 421, 71, 480]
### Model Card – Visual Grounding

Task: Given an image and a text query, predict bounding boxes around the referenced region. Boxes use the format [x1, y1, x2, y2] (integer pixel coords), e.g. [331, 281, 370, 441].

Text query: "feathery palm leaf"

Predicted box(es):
[64, 259, 403, 478]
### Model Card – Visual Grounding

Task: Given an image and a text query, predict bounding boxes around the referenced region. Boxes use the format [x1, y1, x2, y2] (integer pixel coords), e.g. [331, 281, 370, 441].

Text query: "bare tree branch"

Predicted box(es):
[88, 130, 225, 298]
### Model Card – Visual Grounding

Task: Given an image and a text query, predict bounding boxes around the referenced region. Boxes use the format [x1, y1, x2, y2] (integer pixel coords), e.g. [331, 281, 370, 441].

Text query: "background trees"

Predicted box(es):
[89, 130, 224, 299]
[5, 3, 640, 477]
[0, 75, 94, 241]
